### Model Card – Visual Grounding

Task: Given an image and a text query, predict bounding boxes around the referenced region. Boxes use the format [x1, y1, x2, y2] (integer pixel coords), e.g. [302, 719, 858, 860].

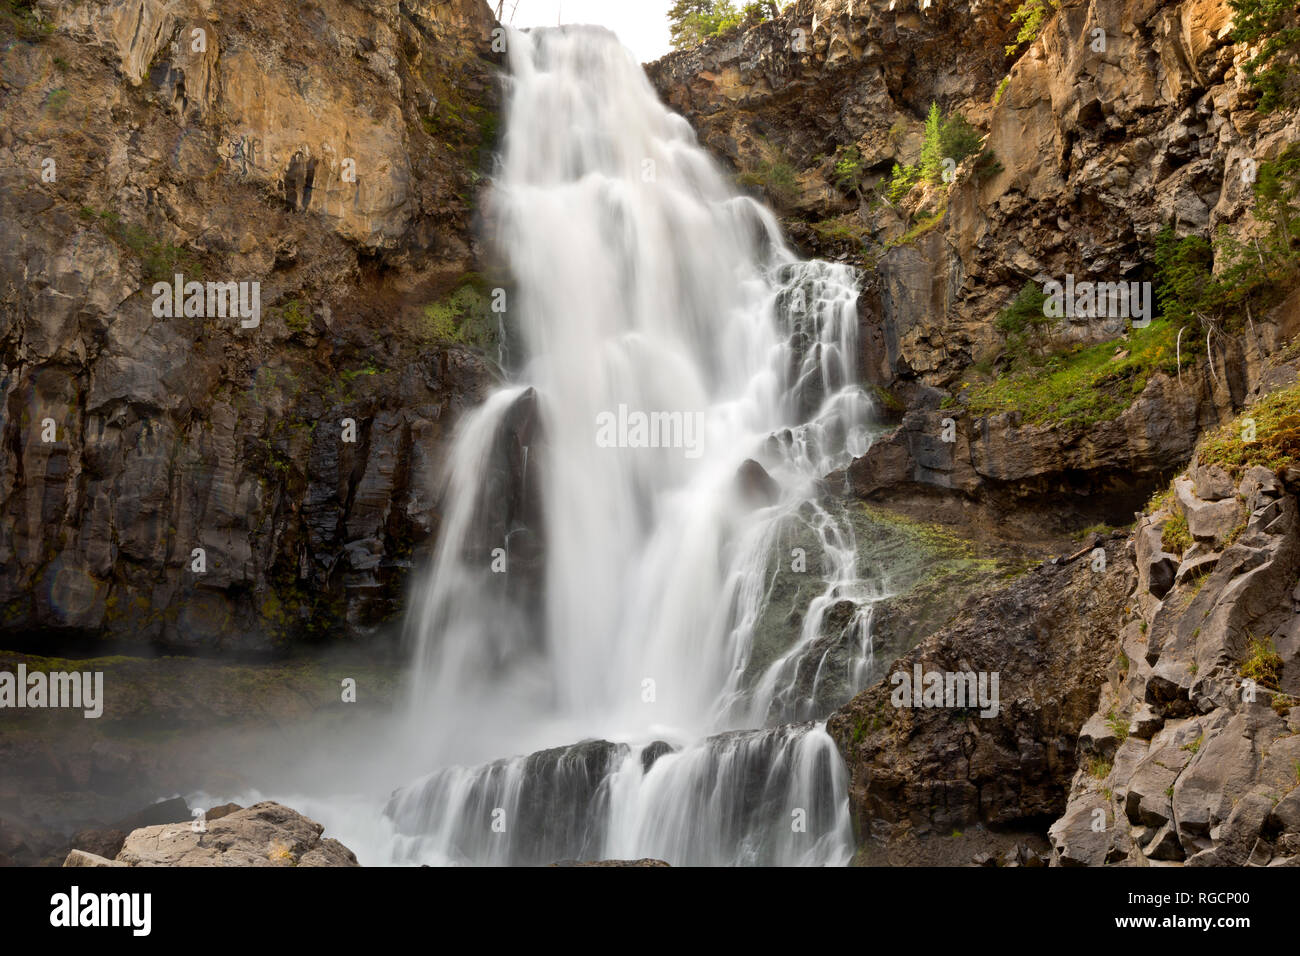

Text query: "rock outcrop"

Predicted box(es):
[827, 536, 1135, 861]
[69, 800, 359, 866]
[1050, 377, 1300, 866]
[0, 0, 503, 650]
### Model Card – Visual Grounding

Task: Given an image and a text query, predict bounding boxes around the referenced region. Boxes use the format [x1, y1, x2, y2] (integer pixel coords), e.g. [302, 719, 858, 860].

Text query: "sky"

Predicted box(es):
[501, 0, 675, 63]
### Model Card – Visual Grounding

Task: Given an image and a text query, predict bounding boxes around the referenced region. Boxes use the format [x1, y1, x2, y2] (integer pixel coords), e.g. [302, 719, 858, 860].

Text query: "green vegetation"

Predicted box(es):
[1240, 634, 1283, 690]
[870, 385, 907, 415]
[832, 145, 866, 197]
[668, 1, 779, 49]
[1229, 0, 1300, 112]
[1183, 733, 1204, 755]
[1154, 145, 1300, 333]
[885, 161, 922, 204]
[887, 103, 989, 197]
[810, 214, 869, 245]
[961, 317, 1186, 429]
[994, 281, 1052, 360]
[885, 204, 947, 248]
[960, 148, 1297, 431]
[1106, 709, 1130, 742]
[1162, 510, 1191, 555]
[421, 280, 497, 349]
[1006, 0, 1061, 56]
[1089, 756, 1113, 779]
[920, 102, 944, 183]
[0, 0, 53, 40]
[879, 105, 994, 229]
[940, 113, 985, 169]
[994, 75, 1012, 105]
[1197, 378, 1300, 478]
[737, 153, 798, 208]
[277, 298, 312, 334]
[78, 206, 202, 284]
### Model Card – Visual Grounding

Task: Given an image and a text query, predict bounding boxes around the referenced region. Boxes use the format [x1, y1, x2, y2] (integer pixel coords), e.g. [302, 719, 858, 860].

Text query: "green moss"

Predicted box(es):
[421, 281, 496, 348]
[1197, 378, 1300, 478]
[810, 214, 869, 245]
[870, 385, 906, 415]
[994, 75, 1011, 105]
[281, 298, 311, 334]
[79, 206, 202, 284]
[886, 205, 946, 248]
[961, 318, 1186, 429]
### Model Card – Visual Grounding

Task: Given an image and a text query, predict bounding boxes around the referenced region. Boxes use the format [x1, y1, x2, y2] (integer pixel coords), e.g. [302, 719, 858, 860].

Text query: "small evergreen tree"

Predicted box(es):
[920, 102, 943, 183]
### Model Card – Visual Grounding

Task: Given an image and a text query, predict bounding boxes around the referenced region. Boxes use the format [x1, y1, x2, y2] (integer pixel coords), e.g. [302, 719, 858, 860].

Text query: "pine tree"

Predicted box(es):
[920, 102, 943, 183]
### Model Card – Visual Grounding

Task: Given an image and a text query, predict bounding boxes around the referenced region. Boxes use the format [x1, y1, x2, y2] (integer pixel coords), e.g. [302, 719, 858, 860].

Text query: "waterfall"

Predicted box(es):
[395, 25, 876, 866]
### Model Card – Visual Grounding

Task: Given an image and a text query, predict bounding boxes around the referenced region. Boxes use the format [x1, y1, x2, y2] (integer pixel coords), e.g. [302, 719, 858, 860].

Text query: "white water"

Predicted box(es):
[387, 25, 877, 866]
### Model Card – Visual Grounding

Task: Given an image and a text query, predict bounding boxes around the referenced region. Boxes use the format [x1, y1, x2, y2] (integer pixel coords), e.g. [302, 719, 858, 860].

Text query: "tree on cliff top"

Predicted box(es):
[668, 1, 780, 51]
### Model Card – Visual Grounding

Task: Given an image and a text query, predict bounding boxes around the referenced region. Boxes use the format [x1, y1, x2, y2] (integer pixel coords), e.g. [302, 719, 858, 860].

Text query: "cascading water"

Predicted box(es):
[392, 25, 882, 866]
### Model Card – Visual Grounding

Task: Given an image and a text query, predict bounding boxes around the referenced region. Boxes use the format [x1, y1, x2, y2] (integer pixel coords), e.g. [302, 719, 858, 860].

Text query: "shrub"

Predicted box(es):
[1240, 634, 1283, 690]
[883, 162, 920, 204]
[1153, 145, 1300, 331]
[1006, 0, 1061, 56]
[939, 113, 984, 167]
[995, 281, 1052, 359]
[1162, 511, 1191, 555]
[832, 145, 865, 196]
[421, 283, 496, 348]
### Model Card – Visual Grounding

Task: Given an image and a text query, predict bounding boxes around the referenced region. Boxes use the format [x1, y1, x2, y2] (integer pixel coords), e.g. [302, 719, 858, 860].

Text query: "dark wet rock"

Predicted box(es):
[828, 539, 1135, 851]
[641, 740, 676, 774]
[735, 459, 780, 508]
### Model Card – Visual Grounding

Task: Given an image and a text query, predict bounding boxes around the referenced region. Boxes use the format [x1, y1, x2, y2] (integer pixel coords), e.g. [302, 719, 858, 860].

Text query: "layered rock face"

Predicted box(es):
[0, 0, 504, 650]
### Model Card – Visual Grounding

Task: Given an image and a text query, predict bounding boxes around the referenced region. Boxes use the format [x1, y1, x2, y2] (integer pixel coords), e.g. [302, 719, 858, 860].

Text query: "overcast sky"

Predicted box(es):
[502, 0, 675, 63]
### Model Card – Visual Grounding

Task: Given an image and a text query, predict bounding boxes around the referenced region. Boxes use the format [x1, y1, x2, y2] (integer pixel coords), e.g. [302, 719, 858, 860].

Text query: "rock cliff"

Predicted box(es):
[0, 0, 504, 650]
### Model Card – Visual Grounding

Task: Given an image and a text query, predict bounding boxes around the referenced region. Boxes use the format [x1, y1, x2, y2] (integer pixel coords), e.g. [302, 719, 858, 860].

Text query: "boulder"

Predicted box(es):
[1175, 477, 1243, 545]
[114, 801, 359, 867]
